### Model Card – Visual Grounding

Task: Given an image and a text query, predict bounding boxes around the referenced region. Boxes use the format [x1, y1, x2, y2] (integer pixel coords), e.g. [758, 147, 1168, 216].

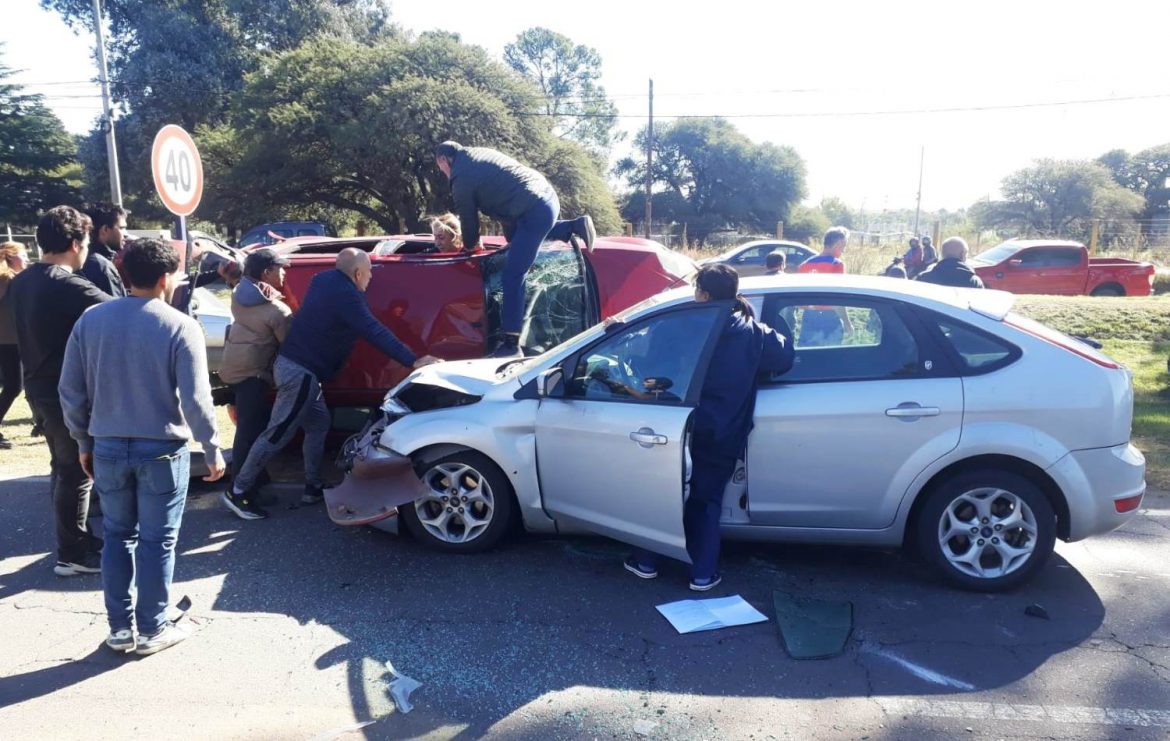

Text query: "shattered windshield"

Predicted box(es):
[482, 245, 595, 355]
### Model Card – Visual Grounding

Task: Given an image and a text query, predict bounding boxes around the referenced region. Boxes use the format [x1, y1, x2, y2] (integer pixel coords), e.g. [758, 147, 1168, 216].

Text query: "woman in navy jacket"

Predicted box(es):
[625, 264, 794, 591]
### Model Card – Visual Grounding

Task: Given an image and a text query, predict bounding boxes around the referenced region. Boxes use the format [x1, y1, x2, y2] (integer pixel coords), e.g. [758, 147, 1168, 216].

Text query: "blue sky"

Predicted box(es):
[6, 0, 1170, 212]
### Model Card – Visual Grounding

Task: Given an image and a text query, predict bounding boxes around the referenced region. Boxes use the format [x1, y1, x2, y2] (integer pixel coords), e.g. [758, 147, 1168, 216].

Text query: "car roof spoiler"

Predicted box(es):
[968, 290, 1015, 321]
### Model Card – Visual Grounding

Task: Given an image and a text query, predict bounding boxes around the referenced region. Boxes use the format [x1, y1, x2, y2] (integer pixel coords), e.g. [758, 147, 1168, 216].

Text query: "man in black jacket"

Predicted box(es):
[81, 202, 128, 297]
[434, 141, 596, 357]
[915, 237, 985, 288]
[9, 206, 112, 576]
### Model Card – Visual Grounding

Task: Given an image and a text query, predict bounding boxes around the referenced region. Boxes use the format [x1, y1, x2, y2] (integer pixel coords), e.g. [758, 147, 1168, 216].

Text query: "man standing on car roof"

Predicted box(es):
[222, 248, 440, 520]
[434, 141, 597, 358]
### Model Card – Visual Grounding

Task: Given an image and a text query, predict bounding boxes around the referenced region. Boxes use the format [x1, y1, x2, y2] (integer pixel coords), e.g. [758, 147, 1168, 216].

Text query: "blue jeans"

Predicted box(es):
[634, 450, 738, 581]
[500, 192, 560, 334]
[94, 437, 189, 635]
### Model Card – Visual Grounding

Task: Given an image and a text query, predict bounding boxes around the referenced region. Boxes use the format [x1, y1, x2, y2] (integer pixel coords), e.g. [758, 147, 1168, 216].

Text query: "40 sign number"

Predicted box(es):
[151, 125, 204, 217]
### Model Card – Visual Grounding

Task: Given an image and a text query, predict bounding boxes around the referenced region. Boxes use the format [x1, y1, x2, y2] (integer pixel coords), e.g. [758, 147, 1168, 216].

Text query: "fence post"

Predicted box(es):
[1089, 219, 1100, 255]
[776, 221, 784, 239]
[932, 221, 941, 248]
[624, 222, 633, 237]
[681, 223, 688, 249]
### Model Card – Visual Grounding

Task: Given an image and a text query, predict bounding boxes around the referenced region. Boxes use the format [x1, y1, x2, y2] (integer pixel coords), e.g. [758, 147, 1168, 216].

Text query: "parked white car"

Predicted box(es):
[344, 275, 1145, 591]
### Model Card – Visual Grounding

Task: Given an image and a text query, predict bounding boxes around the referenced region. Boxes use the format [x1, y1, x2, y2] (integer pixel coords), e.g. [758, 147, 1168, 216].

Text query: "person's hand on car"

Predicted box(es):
[203, 450, 226, 482]
[414, 355, 441, 368]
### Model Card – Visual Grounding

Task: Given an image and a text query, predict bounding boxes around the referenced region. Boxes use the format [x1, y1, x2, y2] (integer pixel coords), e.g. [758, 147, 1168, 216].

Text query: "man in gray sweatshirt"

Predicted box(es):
[60, 238, 225, 656]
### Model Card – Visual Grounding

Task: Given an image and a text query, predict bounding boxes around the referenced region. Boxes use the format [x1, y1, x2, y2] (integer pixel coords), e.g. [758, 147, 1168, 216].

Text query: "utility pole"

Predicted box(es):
[912, 146, 924, 237]
[92, 0, 122, 205]
[644, 79, 653, 239]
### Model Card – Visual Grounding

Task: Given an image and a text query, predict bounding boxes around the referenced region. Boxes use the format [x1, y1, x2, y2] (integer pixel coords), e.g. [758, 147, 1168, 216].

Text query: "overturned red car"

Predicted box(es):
[199, 234, 696, 411]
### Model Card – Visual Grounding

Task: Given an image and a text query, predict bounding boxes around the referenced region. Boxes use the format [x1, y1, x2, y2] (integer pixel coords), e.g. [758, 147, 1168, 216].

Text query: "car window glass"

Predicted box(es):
[568, 308, 720, 403]
[934, 317, 1016, 370]
[764, 298, 921, 382]
[483, 248, 589, 355]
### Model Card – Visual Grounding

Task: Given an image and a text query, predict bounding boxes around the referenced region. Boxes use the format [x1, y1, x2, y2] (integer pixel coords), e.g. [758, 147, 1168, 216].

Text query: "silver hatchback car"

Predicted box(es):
[345, 276, 1145, 592]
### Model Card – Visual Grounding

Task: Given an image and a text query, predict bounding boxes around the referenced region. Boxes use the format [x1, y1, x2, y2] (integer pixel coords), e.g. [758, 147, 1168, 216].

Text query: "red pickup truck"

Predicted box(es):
[969, 240, 1155, 296]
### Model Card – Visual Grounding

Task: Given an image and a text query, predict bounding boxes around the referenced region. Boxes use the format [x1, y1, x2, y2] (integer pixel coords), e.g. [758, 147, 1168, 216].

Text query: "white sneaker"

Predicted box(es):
[135, 623, 190, 656]
[105, 629, 135, 653]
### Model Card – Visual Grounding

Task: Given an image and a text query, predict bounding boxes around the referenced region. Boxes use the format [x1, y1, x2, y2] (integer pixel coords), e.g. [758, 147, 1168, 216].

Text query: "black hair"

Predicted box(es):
[695, 263, 754, 318]
[434, 141, 463, 160]
[83, 202, 129, 241]
[36, 206, 92, 254]
[121, 238, 179, 289]
[765, 251, 786, 269]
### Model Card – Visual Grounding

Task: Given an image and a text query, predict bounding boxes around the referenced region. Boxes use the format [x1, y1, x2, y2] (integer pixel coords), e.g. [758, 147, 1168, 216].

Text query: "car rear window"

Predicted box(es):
[927, 313, 1020, 373]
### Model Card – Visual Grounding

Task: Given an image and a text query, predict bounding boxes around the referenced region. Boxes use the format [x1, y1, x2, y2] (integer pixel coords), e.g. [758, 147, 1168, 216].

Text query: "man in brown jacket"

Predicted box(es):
[218, 248, 293, 519]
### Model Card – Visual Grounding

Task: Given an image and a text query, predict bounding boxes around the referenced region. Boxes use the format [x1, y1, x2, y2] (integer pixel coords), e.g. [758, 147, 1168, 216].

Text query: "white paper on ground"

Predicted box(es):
[655, 595, 768, 634]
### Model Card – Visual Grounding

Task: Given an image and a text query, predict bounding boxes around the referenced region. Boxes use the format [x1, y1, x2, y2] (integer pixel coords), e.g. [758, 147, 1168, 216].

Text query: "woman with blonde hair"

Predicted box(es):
[430, 213, 463, 252]
[0, 241, 30, 449]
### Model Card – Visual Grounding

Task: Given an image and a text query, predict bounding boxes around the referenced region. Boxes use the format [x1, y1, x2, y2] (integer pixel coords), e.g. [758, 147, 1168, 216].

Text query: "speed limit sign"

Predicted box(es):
[151, 125, 203, 217]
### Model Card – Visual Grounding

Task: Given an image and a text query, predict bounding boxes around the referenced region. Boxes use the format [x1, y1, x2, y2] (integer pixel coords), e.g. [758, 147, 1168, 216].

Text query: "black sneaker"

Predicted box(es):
[689, 573, 723, 592]
[488, 337, 521, 358]
[30, 423, 43, 437]
[54, 552, 102, 577]
[0, 433, 12, 450]
[221, 490, 268, 520]
[300, 485, 325, 506]
[623, 556, 658, 579]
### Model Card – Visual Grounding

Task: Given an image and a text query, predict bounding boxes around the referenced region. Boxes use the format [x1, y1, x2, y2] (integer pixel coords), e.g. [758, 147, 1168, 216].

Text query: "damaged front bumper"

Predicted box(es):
[326, 405, 427, 527]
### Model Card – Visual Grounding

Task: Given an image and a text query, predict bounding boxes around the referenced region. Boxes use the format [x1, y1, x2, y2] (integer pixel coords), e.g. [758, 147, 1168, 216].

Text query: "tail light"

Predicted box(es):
[1114, 493, 1143, 513]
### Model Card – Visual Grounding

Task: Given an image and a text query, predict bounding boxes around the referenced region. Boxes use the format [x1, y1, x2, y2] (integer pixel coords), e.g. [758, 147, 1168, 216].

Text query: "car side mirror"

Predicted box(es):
[1007, 258, 1023, 268]
[536, 367, 564, 398]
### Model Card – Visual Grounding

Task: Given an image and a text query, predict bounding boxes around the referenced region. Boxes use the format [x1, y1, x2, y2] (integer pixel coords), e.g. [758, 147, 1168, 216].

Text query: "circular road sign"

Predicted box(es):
[151, 125, 204, 217]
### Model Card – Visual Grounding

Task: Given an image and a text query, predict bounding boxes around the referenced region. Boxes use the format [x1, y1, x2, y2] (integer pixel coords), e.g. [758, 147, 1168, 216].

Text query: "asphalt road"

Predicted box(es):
[1, 474, 1168, 740]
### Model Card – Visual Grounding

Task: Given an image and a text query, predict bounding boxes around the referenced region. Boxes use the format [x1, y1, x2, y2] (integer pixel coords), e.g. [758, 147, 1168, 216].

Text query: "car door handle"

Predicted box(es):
[630, 428, 668, 447]
[886, 405, 941, 418]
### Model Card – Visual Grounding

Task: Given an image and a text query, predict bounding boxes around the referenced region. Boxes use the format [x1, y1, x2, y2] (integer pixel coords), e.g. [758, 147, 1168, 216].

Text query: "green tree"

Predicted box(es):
[817, 196, 856, 228]
[0, 48, 79, 227]
[42, 0, 396, 221]
[1099, 145, 1170, 224]
[972, 159, 1144, 240]
[503, 27, 618, 154]
[616, 117, 806, 241]
[201, 34, 620, 234]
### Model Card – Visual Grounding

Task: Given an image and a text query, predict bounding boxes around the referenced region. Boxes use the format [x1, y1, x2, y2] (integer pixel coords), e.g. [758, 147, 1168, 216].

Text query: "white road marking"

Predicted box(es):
[862, 646, 976, 690]
[878, 698, 1170, 728]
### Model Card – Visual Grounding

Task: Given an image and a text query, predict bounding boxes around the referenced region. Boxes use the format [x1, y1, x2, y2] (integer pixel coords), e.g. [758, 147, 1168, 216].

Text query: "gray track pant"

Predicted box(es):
[233, 355, 330, 493]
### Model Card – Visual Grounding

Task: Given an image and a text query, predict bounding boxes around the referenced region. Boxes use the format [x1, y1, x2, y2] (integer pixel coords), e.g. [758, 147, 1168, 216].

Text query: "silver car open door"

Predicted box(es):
[534, 303, 730, 561]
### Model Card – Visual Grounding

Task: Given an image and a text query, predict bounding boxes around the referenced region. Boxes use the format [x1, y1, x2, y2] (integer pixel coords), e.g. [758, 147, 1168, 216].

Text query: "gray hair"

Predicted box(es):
[941, 237, 968, 260]
[823, 226, 850, 250]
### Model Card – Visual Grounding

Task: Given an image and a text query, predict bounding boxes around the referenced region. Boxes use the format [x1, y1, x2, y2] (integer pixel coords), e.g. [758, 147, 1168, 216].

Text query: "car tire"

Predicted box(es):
[915, 469, 1056, 592]
[1090, 284, 1125, 297]
[401, 451, 516, 553]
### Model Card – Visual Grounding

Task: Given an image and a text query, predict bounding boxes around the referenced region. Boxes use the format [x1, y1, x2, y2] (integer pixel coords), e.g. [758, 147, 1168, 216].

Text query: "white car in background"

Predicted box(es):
[344, 276, 1145, 592]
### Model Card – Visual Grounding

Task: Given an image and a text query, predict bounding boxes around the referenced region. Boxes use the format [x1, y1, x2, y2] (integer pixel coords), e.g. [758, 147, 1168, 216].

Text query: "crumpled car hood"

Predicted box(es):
[404, 358, 508, 397]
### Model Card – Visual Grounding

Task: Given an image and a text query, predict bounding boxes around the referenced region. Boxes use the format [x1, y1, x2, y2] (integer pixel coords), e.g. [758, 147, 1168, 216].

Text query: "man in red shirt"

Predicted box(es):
[797, 227, 851, 344]
[798, 227, 848, 275]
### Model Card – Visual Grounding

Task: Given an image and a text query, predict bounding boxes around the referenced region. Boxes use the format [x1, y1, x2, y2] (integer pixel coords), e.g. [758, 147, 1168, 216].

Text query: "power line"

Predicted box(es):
[511, 91, 1170, 119]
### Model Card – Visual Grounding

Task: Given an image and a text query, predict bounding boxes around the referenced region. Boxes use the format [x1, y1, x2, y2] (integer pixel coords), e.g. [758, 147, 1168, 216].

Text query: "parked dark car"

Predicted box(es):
[238, 220, 336, 248]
